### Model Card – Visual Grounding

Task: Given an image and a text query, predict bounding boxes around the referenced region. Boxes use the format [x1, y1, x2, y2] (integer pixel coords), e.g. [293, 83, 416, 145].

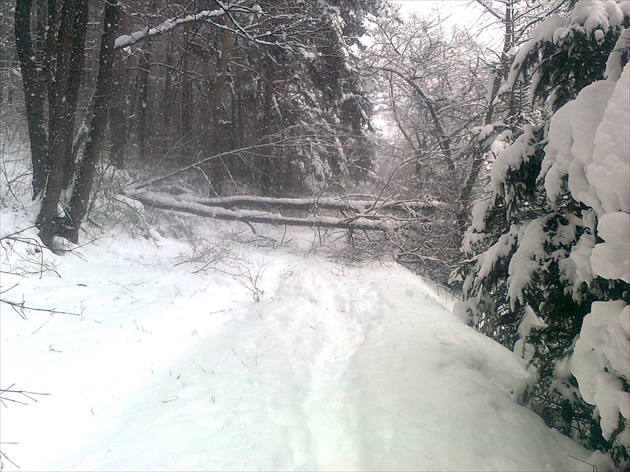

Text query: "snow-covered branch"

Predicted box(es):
[114, 9, 225, 49]
[114, 3, 307, 51]
[178, 194, 440, 215]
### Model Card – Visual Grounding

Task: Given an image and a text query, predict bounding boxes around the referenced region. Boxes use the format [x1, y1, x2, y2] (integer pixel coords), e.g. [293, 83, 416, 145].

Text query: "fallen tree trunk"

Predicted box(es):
[125, 189, 391, 231]
[180, 194, 440, 214]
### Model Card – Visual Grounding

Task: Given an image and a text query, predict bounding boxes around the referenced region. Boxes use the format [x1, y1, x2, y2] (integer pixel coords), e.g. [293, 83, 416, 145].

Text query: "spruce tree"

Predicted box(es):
[460, 1, 629, 465]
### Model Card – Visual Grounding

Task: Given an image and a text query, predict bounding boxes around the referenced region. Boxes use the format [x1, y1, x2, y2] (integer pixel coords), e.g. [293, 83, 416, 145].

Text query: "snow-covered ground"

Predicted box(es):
[0, 208, 602, 471]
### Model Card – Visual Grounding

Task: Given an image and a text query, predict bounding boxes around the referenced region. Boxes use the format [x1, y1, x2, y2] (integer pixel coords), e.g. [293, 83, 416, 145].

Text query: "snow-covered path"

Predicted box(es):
[0, 224, 597, 471]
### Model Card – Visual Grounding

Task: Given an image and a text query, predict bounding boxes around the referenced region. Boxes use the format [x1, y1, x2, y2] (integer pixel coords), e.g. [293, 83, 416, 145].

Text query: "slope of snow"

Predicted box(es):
[0, 215, 599, 471]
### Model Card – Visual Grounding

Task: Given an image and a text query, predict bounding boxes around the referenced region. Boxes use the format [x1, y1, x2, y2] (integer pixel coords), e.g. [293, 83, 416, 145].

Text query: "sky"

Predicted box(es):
[392, 0, 501, 46]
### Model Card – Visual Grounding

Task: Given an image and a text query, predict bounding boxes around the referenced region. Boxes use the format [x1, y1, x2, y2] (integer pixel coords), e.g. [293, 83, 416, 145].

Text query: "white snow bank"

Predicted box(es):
[0, 222, 596, 471]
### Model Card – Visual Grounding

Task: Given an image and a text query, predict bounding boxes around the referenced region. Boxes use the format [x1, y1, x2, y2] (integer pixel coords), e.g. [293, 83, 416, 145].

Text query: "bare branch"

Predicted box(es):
[473, 0, 503, 19]
[0, 384, 50, 408]
[0, 298, 80, 317]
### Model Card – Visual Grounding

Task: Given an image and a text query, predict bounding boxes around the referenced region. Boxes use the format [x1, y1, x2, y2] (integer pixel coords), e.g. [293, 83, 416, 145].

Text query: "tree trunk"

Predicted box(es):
[160, 39, 174, 160]
[181, 23, 193, 163]
[61, 0, 121, 243]
[14, 0, 48, 196]
[211, 25, 234, 145]
[136, 43, 151, 162]
[109, 49, 128, 169]
[259, 52, 277, 196]
[109, 5, 134, 168]
[37, 0, 89, 246]
[125, 190, 390, 232]
[60, 0, 89, 188]
[503, 1, 517, 121]
[457, 0, 518, 235]
[16, 0, 89, 247]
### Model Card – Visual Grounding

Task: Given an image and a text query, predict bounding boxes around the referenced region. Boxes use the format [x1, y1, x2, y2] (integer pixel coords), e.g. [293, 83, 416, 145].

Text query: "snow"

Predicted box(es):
[543, 79, 616, 212]
[591, 212, 630, 283]
[463, 224, 521, 297]
[461, 198, 492, 255]
[563, 226, 596, 296]
[540, 64, 630, 286]
[506, 14, 566, 91]
[572, 301, 630, 441]
[570, 0, 626, 34]
[491, 124, 542, 200]
[513, 306, 546, 363]
[486, 59, 629, 454]
[507, 1, 629, 93]
[605, 27, 629, 81]
[507, 219, 546, 306]
[588, 64, 630, 215]
[0, 212, 598, 470]
[542, 64, 629, 216]
[123, 189, 391, 231]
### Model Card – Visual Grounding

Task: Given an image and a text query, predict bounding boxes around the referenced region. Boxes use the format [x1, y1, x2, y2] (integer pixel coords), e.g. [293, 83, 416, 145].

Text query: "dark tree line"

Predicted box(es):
[14, 0, 382, 247]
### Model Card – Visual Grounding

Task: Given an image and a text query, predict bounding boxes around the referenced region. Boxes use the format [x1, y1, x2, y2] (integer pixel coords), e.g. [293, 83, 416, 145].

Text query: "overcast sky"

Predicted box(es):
[391, 0, 501, 46]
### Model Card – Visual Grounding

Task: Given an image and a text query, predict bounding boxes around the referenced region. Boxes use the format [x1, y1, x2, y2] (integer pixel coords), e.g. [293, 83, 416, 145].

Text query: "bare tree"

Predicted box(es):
[363, 8, 487, 282]
[15, 0, 89, 246]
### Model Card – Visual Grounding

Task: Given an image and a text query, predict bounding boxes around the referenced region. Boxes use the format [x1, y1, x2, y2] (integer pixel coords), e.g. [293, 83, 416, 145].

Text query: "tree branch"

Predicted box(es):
[114, 8, 226, 49]
[0, 298, 80, 318]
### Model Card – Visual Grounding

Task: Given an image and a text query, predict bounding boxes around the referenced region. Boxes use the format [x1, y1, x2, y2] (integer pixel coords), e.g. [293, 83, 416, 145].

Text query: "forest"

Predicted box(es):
[0, 0, 628, 469]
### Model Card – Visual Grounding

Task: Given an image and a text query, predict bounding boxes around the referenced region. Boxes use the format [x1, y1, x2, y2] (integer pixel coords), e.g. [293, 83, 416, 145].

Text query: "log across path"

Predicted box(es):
[124, 188, 439, 232]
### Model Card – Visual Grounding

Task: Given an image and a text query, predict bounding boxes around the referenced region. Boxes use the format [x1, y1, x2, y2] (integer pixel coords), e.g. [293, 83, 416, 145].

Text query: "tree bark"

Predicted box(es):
[457, 0, 518, 235]
[59, 0, 89, 187]
[159, 39, 174, 160]
[36, 0, 89, 247]
[14, 0, 48, 196]
[180, 23, 193, 163]
[61, 0, 121, 243]
[109, 49, 129, 169]
[259, 51, 279, 196]
[16, 0, 89, 246]
[136, 43, 151, 162]
[212, 25, 234, 145]
[170, 194, 438, 215]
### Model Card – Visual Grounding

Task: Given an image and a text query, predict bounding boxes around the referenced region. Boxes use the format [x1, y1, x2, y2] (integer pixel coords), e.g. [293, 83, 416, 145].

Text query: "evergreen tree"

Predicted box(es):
[459, 0, 629, 465]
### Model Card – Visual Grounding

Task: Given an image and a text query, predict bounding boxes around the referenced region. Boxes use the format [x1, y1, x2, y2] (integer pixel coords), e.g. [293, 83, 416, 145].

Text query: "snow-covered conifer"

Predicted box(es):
[460, 0, 629, 465]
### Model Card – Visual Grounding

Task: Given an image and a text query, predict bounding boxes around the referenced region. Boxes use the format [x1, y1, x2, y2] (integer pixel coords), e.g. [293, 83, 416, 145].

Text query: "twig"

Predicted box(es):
[0, 298, 80, 317]
[0, 384, 50, 409]
[567, 455, 597, 472]
[0, 283, 19, 295]
[0, 449, 20, 469]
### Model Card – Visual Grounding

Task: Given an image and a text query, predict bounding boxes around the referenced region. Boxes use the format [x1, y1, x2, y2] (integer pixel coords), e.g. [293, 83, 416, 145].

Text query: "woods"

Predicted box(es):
[13, 0, 379, 245]
[2, 0, 629, 469]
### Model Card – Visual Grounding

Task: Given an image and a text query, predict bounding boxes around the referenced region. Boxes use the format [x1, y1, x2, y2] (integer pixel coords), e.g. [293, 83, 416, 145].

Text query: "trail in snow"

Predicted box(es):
[0, 223, 598, 471]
